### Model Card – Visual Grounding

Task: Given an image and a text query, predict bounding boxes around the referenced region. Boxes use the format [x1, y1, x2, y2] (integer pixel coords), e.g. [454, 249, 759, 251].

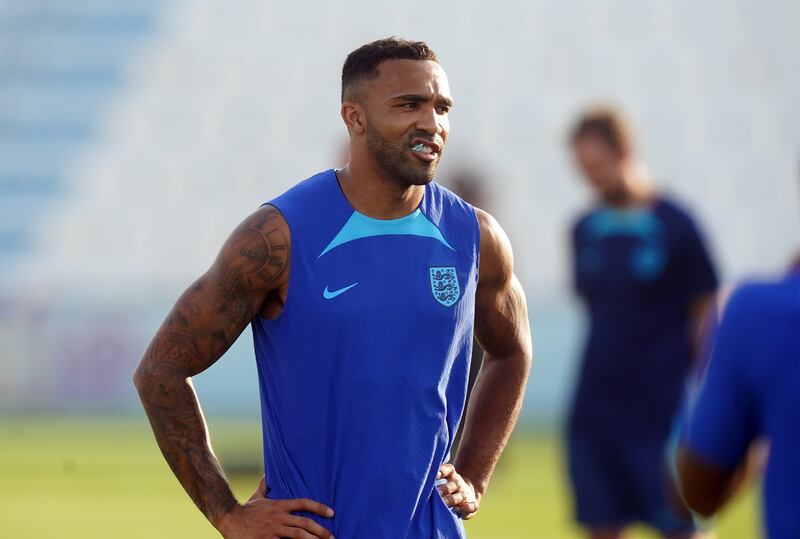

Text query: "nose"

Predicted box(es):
[415, 105, 443, 136]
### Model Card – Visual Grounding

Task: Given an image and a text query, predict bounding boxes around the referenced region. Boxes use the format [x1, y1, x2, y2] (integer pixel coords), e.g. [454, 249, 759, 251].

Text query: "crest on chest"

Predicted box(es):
[429, 266, 460, 307]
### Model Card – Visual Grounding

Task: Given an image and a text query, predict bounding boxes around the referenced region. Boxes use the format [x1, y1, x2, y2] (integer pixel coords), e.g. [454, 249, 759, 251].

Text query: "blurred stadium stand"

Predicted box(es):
[0, 0, 156, 279]
[1, 0, 798, 422]
[0, 0, 161, 411]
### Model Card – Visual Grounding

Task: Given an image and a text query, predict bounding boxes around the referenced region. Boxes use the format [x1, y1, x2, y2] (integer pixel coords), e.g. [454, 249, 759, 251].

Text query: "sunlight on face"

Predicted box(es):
[362, 59, 453, 186]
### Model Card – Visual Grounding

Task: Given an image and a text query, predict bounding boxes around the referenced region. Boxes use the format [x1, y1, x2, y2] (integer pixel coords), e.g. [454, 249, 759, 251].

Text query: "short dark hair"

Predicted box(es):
[569, 106, 634, 155]
[341, 37, 438, 102]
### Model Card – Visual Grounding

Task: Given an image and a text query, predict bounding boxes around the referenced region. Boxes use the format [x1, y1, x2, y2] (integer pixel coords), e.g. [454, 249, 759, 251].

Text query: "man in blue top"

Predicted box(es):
[678, 264, 800, 538]
[133, 37, 532, 538]
[566, 107, 718, 539]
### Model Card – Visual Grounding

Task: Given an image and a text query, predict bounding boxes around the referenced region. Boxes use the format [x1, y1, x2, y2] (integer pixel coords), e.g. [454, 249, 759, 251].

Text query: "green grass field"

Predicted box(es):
[0, 418, 760, 538]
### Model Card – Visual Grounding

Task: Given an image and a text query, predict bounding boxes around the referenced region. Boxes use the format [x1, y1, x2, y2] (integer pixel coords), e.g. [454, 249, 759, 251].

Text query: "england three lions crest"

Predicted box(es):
[429, 267, 460, 307]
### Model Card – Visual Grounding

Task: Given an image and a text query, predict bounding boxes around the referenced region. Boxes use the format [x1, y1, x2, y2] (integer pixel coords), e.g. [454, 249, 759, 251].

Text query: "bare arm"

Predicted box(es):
[676, 285, 766, 520]
[677, 441, 766, 517]
[133, 206, 293, 528]
[448, 209, 533, 514]
[689, 292, 716, 360]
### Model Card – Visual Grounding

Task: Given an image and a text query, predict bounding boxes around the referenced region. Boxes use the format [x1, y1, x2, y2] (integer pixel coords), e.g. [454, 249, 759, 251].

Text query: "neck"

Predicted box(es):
[336, 156, 425, 220]
[604, 160, 654, 208]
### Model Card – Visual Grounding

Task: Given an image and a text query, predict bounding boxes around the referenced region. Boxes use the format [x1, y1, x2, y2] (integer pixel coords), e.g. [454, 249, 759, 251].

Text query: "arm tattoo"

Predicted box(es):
[136, 357, 237, 523]
[134, 206, 289, 525]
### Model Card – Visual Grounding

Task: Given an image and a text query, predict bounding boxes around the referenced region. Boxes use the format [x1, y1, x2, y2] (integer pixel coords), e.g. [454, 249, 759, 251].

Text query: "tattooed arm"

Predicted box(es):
[133, 206, 334, 538]
[438, 208, 533, 520]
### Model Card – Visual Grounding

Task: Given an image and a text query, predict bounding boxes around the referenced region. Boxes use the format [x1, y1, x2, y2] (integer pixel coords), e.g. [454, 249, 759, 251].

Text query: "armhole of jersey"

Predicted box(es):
[472, 206, 481, 284]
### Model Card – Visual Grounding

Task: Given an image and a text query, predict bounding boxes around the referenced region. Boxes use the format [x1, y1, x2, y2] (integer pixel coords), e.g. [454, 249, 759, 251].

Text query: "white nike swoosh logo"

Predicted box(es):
[323, 282, 359, 299]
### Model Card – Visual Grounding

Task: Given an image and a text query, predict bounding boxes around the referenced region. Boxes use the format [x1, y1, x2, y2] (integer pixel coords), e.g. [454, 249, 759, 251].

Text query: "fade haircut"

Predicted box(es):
[341, 37, 438, 102]
[570, 106, 634, 155]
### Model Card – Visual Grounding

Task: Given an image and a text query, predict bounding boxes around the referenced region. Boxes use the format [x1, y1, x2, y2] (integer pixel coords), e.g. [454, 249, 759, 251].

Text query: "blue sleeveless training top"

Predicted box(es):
[251, 169, 480, 538]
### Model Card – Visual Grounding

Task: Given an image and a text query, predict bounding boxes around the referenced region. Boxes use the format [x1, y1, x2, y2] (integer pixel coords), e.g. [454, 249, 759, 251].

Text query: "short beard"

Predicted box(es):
[365, 121, 439, 187]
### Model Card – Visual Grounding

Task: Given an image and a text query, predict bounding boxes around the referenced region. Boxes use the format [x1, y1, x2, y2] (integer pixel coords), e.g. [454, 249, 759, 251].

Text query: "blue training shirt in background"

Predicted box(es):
[251, 169, 480, 538]
[569, 197, 718, 441]
[685, 272, 800, 539]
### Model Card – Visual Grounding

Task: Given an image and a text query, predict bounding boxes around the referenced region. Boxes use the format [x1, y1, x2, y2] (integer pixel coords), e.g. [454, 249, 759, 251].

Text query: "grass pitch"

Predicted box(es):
[0, 418, 759, 538]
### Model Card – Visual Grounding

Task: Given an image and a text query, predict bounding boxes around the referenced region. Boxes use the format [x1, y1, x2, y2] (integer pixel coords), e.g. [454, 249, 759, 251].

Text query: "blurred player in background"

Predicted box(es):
[677, 160, 800, 539]
[565, 106, 718, 539]
[134, 37, 532, 538]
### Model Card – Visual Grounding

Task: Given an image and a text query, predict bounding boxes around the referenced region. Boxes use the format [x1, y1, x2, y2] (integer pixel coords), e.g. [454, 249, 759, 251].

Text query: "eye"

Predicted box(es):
[401, 102, 418, 109]
[435, 105, 450, 114]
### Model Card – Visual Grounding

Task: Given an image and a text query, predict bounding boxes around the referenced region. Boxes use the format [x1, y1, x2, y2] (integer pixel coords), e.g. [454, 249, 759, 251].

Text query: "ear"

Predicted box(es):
[341, 101, 366, 135]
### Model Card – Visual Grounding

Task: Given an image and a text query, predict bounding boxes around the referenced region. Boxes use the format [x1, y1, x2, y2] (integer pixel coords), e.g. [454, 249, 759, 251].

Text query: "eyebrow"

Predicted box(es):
[392, 94, 454, 107]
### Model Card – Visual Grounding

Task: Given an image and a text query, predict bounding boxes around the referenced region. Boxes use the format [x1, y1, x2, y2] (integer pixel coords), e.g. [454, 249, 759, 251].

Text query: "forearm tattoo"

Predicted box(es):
[135, 207, 289, 523]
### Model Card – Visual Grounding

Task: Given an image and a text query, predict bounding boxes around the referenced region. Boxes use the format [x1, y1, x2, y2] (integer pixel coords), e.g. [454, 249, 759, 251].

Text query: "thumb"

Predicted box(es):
[248, 475, 268, 502]
[438, 462, 455, 479]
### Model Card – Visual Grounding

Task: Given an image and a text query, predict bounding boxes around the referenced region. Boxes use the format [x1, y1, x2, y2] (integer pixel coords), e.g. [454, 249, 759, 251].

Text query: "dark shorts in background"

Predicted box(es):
[567, 429, 695, 534]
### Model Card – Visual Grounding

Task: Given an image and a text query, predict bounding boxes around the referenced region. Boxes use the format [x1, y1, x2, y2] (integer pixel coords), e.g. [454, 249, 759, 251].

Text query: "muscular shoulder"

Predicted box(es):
[211, 204, 291, 294]
[475, 207, 513, 287]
